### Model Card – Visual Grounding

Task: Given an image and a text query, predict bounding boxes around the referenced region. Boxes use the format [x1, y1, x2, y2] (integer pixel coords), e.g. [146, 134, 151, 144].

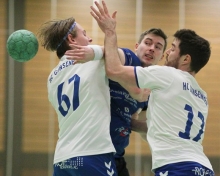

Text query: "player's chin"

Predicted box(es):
[142, 60, 153, 67]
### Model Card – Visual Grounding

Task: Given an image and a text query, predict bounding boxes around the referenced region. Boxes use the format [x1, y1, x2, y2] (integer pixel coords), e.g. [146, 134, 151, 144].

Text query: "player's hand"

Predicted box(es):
[90, 1, 117, 34]
[131, 111, 139, 120]
[65, 44, 94, 63]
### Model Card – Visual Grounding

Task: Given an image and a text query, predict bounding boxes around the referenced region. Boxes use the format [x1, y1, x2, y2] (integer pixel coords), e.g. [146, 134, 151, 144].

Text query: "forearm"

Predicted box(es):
[131, 118, 148, 142]
[131, 118, 148, 133]
[65, 45, 104, 62]
[104, 30, 123, 79]
[104, 30, 137, 90]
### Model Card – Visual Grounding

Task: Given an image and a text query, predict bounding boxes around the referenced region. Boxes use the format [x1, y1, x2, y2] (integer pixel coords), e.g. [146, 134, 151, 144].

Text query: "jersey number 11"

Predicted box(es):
[179, 104, 204, 142]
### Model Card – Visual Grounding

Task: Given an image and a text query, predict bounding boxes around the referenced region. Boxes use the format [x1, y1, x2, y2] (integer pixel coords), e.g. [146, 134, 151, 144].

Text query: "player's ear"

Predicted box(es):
[67, 34, 76, 44]
[134, 43, 139, 51]
[184, 54, 191, 64]
[179, 54, 191, 66]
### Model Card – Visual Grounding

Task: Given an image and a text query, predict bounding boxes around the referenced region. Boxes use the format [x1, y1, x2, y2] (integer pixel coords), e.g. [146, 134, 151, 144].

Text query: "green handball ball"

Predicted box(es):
[7, 29, 39, 62]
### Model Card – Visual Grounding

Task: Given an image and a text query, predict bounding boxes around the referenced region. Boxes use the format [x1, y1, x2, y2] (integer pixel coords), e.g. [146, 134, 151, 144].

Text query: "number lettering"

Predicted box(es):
[179, 104, 204, 142]
[57, 74, 80, 116]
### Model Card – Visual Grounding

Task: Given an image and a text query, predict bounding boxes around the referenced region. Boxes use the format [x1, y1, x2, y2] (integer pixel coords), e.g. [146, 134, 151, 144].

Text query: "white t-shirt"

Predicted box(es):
[48, 56, 115, 164]
[135, 65, 213, 171]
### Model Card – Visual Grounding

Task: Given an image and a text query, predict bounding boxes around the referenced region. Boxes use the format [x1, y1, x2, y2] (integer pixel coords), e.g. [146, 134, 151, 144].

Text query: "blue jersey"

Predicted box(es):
[109, 48, 148, 157]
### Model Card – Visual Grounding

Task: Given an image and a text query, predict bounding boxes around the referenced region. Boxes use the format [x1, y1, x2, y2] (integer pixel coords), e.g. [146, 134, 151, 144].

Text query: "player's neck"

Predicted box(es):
[180, 65, 196, 77]
[188, 71, 196, 77]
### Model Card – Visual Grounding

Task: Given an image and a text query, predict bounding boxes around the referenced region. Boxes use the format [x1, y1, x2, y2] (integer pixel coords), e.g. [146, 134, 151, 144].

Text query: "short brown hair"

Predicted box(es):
[138, 28, 167, 52]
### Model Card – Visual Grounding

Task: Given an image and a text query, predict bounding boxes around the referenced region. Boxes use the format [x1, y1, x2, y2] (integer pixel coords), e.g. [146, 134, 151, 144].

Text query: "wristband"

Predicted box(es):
[88, 45, 104, 60]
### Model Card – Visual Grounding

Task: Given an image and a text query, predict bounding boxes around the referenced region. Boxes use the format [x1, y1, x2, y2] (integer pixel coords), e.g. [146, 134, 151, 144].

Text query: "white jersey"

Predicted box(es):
[135, 65, 213, 171]
[48, 56, 115, 164]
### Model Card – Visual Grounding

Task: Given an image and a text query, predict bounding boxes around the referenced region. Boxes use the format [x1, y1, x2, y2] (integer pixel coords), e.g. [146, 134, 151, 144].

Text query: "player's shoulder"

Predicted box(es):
[142, 66, 182, 81]
[120, 47, 135, 54]
[120, 47, 140, 66]
[120, 48, 136, 58]
[147, 65, 177, 72]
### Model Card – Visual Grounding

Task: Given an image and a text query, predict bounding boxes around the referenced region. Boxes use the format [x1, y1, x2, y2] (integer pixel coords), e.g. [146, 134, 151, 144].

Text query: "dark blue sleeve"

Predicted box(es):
[120, 48, 141, 66]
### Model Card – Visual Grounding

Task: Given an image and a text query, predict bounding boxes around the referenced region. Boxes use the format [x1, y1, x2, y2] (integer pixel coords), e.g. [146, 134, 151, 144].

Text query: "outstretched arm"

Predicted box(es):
[65, 44, 104, 63]
[65, 41, 147, 101]
[90, 1, 138, 89]
[65, 44, 127, 66]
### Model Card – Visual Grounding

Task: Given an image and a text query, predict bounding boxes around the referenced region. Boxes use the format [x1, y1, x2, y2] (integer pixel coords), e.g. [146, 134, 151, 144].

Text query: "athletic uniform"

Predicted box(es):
[135, 65, 214, 175]
[48, 56, 116, 176]
[109, 48, 147, 175]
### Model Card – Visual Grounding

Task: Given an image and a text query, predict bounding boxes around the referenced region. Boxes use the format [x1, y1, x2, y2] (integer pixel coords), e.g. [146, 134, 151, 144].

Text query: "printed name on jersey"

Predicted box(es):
[183, 82, 207, 106]
[49, 60, 74, 83]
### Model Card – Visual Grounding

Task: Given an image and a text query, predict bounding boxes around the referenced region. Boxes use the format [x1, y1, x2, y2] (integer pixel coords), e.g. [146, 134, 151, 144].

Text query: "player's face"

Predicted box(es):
[135, 34, 164, 67]
[165, 38, 181, 68]
[73, 23, 92, 46]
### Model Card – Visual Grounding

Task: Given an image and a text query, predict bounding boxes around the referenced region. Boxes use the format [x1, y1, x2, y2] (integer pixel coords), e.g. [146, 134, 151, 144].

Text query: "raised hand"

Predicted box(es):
[65, 44, 94, 63]
[90, 1, 117, 34]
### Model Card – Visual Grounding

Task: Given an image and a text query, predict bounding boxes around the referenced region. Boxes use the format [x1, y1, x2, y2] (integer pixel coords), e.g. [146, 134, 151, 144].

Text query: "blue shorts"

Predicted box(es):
[53, 153, 117, 176]
[154, 161, 215, 176]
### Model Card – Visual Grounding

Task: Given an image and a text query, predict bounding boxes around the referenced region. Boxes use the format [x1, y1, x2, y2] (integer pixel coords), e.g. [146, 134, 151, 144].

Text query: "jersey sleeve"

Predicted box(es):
[120, 48, 141, 66]
[135, 65, 174, 90]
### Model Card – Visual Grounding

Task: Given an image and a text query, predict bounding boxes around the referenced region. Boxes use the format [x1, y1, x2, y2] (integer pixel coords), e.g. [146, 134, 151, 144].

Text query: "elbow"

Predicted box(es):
[132, 87, 142, 95]
[105, 67, 114, 78]
[129, 88, 142, 101]
[105, 67, 120, 80]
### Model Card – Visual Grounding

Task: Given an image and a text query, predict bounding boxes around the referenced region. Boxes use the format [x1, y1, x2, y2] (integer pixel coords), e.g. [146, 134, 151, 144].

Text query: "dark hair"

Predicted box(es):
[174, 29, 211, 73]
[138, 28, 167, 52]
[37, 17, 76, 59]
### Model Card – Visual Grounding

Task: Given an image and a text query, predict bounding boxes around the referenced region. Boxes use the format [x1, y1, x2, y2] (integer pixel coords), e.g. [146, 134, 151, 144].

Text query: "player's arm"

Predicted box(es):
[131, 113, 147, 133]
[131, 111, 147, 142]
[65, 42, 146, 101]
[132, 89, 150, 102]
[131, 107, 148, 133]
[65, 44, 126, 65]
[104, 28, 138, 91]
[117, 49, 149, 101]
[115, 49, 150, 102]
[90, 1, 138, 91]
[65, 44, 104, 63]
[65, 43, 146, 101]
